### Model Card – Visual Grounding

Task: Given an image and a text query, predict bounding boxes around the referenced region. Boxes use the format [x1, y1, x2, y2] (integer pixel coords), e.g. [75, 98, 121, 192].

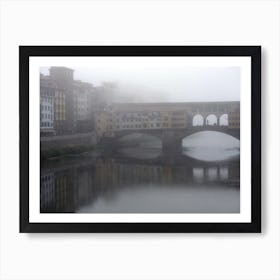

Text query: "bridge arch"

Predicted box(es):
[181, 130, 240, 144]
[116, 132, 162, 148]
[205, 114, 218, 126]
[192, 114, 204, 126]
[219, 114, 229, 126]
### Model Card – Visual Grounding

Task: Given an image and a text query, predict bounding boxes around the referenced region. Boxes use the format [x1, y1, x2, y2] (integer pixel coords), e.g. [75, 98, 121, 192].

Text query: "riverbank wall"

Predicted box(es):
[41, 132, 98, 151]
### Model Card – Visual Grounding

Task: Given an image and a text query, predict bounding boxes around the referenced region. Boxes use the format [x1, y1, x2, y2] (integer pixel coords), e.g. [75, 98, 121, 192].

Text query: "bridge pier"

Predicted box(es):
[161, 133, 182, 154]
[99, 137, 119, 151]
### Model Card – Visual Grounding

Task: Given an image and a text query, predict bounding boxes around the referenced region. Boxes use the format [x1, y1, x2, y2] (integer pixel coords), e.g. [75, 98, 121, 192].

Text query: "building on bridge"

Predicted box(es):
[228, 109, 240, 129]
[95, 103, 194, 137]
[95, 102, 240, 138]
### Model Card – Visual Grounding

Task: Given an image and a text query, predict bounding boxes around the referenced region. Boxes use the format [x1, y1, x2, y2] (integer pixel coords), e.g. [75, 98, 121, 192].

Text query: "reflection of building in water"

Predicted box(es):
[76, 166, 96, 206]
[207, 167, 218, 181]
[41, 169, 77, 213]
[192, 168, 204, 183]
[40, 165, 96, 213]
[94, 158, 187, 187]
[219, 167, 229, 180]
[40, 173, 55, 210]
[41, 157, 240, 213]
[53, 170, 75, 212]
[228, 161, 240, 181]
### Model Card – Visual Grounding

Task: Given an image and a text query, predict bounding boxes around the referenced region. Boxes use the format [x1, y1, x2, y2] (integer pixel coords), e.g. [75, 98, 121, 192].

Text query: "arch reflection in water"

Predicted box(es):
[40, 148, 240, 214]
[193, 166, 233, 183]
[182, 131, 240, 161]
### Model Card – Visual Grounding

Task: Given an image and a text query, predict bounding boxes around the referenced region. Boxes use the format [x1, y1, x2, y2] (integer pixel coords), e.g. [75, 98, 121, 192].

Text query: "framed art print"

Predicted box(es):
[20, 46, 261, 233]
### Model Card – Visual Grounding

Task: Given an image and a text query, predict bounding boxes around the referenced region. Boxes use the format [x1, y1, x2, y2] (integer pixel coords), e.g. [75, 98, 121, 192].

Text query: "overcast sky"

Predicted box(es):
[40, 65, 240, 103]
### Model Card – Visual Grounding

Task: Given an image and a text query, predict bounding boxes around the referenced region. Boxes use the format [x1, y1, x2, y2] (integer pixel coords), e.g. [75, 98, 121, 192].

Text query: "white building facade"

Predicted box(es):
[40, 75, 56, 135]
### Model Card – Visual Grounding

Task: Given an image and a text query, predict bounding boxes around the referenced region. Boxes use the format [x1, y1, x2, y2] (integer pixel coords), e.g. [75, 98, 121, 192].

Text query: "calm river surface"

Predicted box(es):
[40, 132, 240, 213]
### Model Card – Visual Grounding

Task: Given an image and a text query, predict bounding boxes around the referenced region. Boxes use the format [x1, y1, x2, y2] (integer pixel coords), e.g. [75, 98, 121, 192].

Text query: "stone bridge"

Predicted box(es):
[112, 126, 239, 152]
[99, 101, 240, 152]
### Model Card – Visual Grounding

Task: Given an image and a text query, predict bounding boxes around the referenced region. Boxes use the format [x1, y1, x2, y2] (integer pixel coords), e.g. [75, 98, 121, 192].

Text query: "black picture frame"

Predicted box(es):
[20, 46, 261, 233]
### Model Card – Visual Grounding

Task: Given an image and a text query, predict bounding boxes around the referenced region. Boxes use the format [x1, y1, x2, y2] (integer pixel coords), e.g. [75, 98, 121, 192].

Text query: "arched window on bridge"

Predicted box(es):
[205, 114, 218, 126]
[219, 114, 229, 126]
[192, 114, 204, 126]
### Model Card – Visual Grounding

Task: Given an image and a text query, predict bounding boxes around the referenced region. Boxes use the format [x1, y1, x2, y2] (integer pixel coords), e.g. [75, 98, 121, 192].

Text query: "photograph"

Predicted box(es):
[20, 46, 261, 232]
[40, 64, 241, 214]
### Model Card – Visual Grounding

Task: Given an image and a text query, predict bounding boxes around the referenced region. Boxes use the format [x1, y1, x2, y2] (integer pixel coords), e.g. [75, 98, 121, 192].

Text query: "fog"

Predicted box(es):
[40, 65, 240, 103]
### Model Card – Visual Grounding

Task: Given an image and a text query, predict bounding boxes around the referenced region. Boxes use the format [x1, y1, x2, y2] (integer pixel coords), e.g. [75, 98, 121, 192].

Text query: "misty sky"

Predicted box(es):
[40, 65, 240, 103]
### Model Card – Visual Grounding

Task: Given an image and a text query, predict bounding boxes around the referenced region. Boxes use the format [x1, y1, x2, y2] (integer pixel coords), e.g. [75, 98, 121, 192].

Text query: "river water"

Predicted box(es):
[40, 132, 240, 213]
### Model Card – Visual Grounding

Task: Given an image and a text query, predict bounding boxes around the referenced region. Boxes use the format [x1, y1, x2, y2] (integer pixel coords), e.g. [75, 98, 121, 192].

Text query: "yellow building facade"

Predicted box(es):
[228, 110, 240, 129]
[95, 103, 191, 137]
